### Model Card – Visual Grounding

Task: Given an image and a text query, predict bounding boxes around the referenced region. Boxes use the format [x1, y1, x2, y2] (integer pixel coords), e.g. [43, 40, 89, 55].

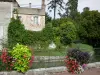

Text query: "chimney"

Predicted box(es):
[42, 0, 45, 9]
[29, 3, 31, 8]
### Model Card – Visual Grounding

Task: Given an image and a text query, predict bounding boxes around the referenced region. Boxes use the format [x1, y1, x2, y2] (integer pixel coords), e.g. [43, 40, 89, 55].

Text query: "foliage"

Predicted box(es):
[67, 43, 94, 53]
[48, 0, 64, 19]
[53, 18, 77, 45]
[65, 48, 90, 74]
[45, 12, 52, 23]
[65, 56, 81, 74]
[8, 16, 53, 49]
[25, 22, 53, 49]
[94, 48, 100, 61]
[67, 49, 90, 65]
[63, 0, 78, 19]
[78, 10, 100, 47]
[83, 7, 90, 12]
[60, 21, 77, 45]
[8, 17, 25, 49]
[0, 48, 14, 71]
[11, 44, 32, 72]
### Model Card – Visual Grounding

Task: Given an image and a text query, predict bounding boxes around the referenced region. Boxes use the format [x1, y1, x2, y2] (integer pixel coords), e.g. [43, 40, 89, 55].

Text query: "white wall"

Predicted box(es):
[0, 2, 12, 49]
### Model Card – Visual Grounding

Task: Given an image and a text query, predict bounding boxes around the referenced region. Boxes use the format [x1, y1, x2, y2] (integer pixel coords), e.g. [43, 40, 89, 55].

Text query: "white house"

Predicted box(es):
[0, 0, 45, 49]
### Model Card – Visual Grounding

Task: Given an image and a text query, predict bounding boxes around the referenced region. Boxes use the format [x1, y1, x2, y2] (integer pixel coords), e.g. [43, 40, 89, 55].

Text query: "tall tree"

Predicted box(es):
[45, 12, 52, 23]
[64, 0, 78, 19]
[78, 10, 100, 47]
[48, 0, 64, 20]
[83, 7, 90, 12]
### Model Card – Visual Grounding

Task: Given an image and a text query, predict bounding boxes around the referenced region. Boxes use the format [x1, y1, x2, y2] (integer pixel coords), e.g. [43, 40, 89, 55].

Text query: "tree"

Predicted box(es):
[83, 7, 90, 12]
[78, 10, 100, 47]
[60, 21, 77, 45]
[45, 12, 52, 23]
[48, 0, 64, 20]
[53, 18, 78, 45]
[8, 17, 25, 48]
[64, 0, 78, 19]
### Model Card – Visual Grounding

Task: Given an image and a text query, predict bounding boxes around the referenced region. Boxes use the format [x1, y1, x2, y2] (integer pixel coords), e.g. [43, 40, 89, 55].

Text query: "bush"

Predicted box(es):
[0, 48, 14, 71]
[53, 19, 78, 46]
[67, 48, 90, 65]
[65, 56, 80, 74]
[8, 17, 53, 49]
[94, 48, 100, 61]
[8, 17, 25, 49]
[11, 44, 33, 72]
[65, 48, 90, 74]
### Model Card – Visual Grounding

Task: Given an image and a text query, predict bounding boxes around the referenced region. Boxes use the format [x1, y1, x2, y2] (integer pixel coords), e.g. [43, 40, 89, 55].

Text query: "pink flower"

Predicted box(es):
[82, 64, 87, 69]
[66, 56, 69, 59]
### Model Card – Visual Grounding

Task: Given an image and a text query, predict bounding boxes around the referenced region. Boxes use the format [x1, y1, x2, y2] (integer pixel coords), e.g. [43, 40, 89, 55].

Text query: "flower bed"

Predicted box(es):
[65, 49, 90, 74]
[0, 44, 34, 73]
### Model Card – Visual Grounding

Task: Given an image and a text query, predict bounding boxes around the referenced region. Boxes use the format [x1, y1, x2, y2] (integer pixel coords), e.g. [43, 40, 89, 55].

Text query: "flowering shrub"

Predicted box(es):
[65, 49, 90, 74]
[67, 49, 90, 65]
[65, 56, 79, 74]
[11, 44, 33, 72]
[29, 56, 34, 68]
[0, 48, 14, 71]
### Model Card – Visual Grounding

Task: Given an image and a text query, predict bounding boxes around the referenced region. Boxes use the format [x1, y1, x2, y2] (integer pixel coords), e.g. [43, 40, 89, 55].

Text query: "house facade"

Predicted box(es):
[0, 0, 45, 49]
[14, 0, 45, 31]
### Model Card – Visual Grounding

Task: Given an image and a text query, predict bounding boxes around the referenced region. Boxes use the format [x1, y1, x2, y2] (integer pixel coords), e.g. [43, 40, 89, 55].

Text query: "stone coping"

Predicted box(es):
[0, 62, 100, 75]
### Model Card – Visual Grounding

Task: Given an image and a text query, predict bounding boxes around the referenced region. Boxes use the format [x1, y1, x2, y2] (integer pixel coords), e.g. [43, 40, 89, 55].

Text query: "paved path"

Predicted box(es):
[53, 68, 100, 75]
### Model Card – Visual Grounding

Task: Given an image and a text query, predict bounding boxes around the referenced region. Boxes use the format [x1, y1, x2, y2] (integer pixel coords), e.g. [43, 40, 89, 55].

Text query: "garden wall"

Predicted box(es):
[0, 62, 100, 75]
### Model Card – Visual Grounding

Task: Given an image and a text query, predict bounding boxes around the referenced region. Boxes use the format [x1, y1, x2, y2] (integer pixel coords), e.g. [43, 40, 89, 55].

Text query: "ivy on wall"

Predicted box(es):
[8, 17, 53, 49]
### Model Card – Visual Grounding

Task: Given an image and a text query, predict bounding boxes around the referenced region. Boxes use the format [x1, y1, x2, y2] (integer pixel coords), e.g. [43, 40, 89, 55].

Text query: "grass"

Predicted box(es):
[34, 43, 94, 56]
[67, 43, 94, 53]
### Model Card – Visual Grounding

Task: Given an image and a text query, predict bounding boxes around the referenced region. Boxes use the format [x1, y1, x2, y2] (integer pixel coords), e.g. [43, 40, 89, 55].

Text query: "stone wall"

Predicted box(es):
[0, 62, 100, 75]
[34, 56, 65, 62]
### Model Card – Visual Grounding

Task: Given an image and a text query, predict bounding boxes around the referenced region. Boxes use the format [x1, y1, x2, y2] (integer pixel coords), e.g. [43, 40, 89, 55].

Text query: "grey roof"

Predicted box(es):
[16, 7, 45, 16]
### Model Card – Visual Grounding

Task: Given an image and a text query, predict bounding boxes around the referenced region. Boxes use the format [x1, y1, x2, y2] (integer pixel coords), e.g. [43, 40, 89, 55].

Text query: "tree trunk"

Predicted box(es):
[54, 0, 56, 20]
[54, 6, 56, 20]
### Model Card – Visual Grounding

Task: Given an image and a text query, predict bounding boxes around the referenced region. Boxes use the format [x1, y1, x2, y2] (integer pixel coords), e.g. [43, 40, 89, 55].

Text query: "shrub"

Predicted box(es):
[8, 17, 53, 49]
[11, 44, 33, 72]
[67, 48, 90, 65]
[65, 56, 79, 74]
[8, 17, 25, 49]
[53, 20, 78, 45]
[0, 48, 14, 71]
[65, 48, 90, 74]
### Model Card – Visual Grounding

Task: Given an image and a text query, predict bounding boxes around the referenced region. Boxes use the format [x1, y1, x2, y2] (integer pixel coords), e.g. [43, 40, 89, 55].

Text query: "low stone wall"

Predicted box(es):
[0, 62, 100, 75]
[0, 67, 66, 75]
[34, 56, 65, 62]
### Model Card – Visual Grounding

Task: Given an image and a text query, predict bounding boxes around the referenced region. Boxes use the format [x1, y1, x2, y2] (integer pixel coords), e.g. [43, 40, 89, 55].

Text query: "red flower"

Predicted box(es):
[65, 57, 80, 74]
[66, 56, 69, 59]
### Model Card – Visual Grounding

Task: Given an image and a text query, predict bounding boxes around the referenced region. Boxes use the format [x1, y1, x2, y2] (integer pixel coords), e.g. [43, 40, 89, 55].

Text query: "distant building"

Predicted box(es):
[14, 0, 45, 31]
[0, 0, 45, 49]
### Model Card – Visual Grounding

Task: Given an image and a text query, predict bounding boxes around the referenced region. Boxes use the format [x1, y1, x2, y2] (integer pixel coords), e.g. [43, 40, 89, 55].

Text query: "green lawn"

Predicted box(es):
[67, 43, 94, 52]
[34, 50, 66, 56]
[34, 43, 94, 56]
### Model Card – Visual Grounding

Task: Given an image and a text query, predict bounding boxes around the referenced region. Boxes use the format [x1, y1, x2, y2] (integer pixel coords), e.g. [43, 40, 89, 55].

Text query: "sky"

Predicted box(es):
[17, 0, 100, 18]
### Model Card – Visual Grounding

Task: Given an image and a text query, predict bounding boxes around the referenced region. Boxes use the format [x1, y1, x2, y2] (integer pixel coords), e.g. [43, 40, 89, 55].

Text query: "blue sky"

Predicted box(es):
[17, 0, 100, 18]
